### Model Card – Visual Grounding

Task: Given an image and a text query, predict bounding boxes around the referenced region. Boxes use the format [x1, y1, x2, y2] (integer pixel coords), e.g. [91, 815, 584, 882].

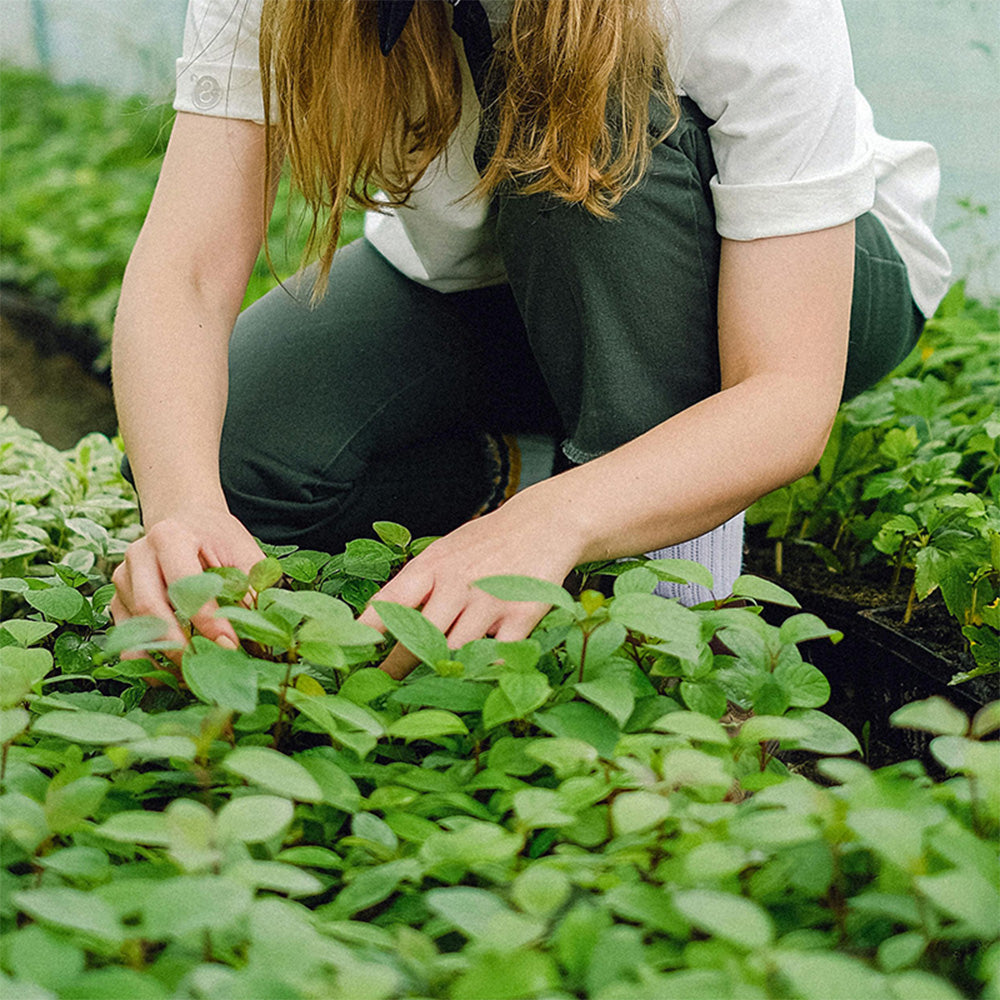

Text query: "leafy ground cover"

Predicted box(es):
[0, 66, 363, 373]
[747, 283, 1000, 683]
[1, 415, 998, 999]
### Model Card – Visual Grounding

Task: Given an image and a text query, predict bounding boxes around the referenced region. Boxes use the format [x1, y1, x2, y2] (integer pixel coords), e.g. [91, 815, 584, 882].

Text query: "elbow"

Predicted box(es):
[786, 406, 839, 482]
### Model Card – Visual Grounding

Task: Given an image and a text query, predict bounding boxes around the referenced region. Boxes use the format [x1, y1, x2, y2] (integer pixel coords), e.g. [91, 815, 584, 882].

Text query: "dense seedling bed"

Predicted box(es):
[0, 417, 997, 998]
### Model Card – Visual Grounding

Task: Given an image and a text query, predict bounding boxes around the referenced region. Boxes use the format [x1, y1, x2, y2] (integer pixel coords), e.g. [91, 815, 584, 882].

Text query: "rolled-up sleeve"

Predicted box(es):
[173, 0, 265, 123]
[677, 0, 875, 240]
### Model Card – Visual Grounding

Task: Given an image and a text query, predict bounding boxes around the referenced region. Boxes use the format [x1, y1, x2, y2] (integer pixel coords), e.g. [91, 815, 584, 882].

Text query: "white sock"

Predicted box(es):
[646, 511, 745, 606]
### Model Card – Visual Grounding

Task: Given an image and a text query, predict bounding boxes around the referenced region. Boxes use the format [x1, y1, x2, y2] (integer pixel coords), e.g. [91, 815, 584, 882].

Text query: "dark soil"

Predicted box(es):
[743, 526, 997, 768]
[0, 292, 116, 448]
[743, 526, 974, 669]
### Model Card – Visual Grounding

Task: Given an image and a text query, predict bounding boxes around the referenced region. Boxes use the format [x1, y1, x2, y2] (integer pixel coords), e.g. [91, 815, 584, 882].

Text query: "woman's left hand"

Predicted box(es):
[358, 491, 582, 679]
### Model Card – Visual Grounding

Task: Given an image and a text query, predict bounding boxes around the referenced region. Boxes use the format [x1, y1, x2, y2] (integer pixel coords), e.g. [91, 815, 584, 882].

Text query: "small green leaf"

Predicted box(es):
[100, 616, 179, 657]
[646, 557, 715, 589]
[276, 846, 343, 870]
[372, 601, 449, 666]
[325, 859, 416, 918]
[206, 565, 251, 602]
[611, 790, 671, 835]
[279, 552, 321, 583]
[916, 868, 1000, 939]
[680, 680, 728, 719]
[1, 793, 49, 851]
[1, 646, 54, 705]
[0, 706, 30, 743]
[223, 746, 323, 802]
[674, 889, 774, 950]
[13, 888, 122, 945]
[773, 950, 890, 1000]
[514, 787, 577, 828]
[142, 875, 253, 939]
[297, 613, 384, 651]
[167, 572, 224, 619]
[182, 637, 259, 714]
[123, 736, 197, 761]
[38, 846, 111, 882]
[96, 810, 172, 845]
[652, 711, 730, 745]
[289, 692, 384, 736]
[575, 671, 635, 727]
[890, 697, 968, 737]
[341, 539, 393, 580]
[23, 587, 86, 622]
[610, 592, 702, 658]
[339, 668, 397, 705]
[217, 795, 293, 843]
[295, 754, 362, 812]
[773, 657, 831, 708]
[426, 887, 545, 950]
[1, 620, 57, 647]
[45, 776, 108, 834]
[613, 566, 660, 595]
[535, 702, 620, 758]
[512, 866, 571, 917]
[373, 521, 412, 548]
[785, 709, 862, 755]
[735, 715, 809, 745]
[499, 669, 552, 717]
[248, 556, 283, 593]
[730, 576, 800, 607]
[390, 675, 489, 712]
[221, 606, 294, 649]
[971, 701, 1000, 739]
[387, 709, 468, 742]
[474, 575, 577, 611]
[605, 883, 686, 935]
[779, 613, 842, 645]
[32, 710, 146, 745]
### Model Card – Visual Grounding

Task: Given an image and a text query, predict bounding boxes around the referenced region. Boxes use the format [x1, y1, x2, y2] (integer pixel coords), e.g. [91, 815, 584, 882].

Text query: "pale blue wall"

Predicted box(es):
[2, 0, 998, 294]
[844, 0, 999, 295]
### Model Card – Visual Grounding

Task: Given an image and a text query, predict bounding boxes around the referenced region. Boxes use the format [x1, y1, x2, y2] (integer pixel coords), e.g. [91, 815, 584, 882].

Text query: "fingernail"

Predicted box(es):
[217, 636, 239, 650]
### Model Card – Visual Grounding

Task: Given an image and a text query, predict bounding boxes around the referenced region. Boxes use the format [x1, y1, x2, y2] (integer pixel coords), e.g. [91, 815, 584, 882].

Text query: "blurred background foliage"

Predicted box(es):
[0, 66, 364, 376]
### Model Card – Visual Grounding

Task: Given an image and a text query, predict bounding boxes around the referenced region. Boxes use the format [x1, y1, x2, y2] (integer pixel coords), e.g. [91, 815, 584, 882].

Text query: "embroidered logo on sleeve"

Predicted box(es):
[191, 75, 223, 111]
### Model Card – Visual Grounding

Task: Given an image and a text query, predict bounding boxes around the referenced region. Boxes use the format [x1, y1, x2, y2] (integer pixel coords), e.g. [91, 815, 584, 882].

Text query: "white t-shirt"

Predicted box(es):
[174, 0, 951, 316]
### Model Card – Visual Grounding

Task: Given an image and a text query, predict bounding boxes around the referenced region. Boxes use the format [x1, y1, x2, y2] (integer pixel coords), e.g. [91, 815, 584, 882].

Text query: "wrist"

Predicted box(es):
[501, 476, 591, 569]
[138, 485, 231, 529]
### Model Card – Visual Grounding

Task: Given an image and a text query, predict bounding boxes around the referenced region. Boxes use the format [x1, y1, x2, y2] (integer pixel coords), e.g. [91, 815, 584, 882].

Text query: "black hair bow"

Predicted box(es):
[377, 0, 494, 100]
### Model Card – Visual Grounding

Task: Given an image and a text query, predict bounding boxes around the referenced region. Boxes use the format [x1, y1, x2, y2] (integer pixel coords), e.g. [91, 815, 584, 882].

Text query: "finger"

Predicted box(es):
[379, 642, 420, 681]
[109, 560, 187, 666]
[418, 587, 470, 643]
[111, 549, 186, 640]
[154, 539, 235, 646]
[443, 601, 503, 651]
[493, 606, 548, 643]
[119, 544, 193, 666]
[359, 567, 435, 630]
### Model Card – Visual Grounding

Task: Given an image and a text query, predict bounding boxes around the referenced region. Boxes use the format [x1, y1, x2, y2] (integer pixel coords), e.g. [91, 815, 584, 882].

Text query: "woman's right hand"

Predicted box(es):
[109, 508, 265, 666]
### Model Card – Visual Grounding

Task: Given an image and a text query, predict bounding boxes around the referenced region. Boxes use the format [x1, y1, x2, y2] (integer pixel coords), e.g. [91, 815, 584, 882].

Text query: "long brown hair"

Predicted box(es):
[259, 0, 678, 293]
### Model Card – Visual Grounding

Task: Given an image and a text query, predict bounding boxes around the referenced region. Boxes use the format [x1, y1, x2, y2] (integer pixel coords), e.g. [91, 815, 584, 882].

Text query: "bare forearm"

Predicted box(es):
[112, 274, 236, 525]
[511, 371, 837, 566]
[111, 113, 274, 527]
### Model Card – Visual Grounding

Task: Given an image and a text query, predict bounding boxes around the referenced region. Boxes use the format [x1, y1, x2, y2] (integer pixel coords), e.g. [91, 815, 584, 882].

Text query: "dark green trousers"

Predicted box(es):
[214, 101, 922, 553]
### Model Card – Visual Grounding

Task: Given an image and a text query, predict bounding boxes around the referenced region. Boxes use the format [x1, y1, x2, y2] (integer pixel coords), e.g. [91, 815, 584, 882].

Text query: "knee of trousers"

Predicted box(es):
[492, 135, 722, 460]
[218, 422, 363, 551]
